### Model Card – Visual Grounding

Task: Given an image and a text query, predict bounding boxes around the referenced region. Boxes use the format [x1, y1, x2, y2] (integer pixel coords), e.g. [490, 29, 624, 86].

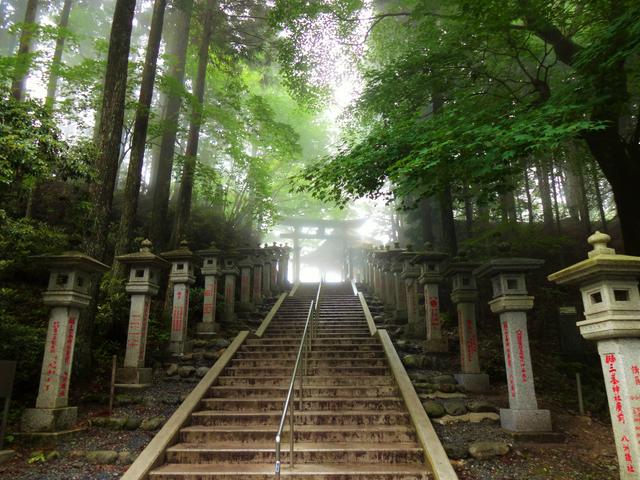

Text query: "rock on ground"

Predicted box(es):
[422, 400, 446, 418]
[468, 440, 510, 460]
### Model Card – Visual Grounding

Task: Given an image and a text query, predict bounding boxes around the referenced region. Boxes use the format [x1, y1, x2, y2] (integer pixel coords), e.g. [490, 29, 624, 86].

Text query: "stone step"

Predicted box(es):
[238, 344, 384, 353]
[263, 331, 369, 337]
[179, 425, 417, 444]
[165, 442, 424, 464]
[215, 375, 395, 387]
[230, 358, 388, 368]
[223, 366, 390, 377]
[200, 397, 404, 411]
[208, 385, 399, 398]
[244, 338, 380, 346]
[234, 351, 385, 360]
[268, 325, 368, 330]
[190, 410, 411, 427]
[150, 462, 432, 480]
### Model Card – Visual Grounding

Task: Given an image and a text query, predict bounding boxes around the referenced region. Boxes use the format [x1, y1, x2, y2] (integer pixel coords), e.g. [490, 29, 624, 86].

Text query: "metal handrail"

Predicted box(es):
[275, 281, 322, 478]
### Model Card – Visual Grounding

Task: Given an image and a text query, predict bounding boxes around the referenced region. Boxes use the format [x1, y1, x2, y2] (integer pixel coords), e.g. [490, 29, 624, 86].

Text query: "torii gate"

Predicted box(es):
[278, 217, 366, 282]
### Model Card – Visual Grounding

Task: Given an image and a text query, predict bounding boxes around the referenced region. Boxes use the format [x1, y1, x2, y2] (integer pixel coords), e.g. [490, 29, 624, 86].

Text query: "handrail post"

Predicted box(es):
[289, 394, 294, 467]
[275, 434, 281, 479]
[300, 342, 304, 411]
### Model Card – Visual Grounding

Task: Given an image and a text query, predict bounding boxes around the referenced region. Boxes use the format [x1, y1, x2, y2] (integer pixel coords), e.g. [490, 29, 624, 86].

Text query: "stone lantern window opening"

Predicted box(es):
[135, 269, 145, 278]
[590, 290, 603, 305]
[614, 289, 630, 302]
[56, 273, 69, 286]
[177, 263, 184, 271]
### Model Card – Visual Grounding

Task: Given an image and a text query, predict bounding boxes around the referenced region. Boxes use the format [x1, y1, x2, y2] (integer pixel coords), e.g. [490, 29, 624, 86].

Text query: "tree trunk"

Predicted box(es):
[439, 182, 457, 256]
[170, 0, 216, 248]
[590, 162, 608, 234]
[148, 0, 193, 249]
[500, 190, 517, 223]
[114, 0, 167, 267]
[45, 0, 73, 109]
[11, 0, 38, 101]
[87, 0, 137, 262]
[78, 0, 136, 379]
[549, 161, 562, 233]
[523, 161, 534, 222]
[462, 184, 473, 235]
[563, 156, 591, 236]
[535, 159, 554, 229]
[584, 128, 640, 254]
[420, 197, 435, 244]
[0, 1, 27, 56]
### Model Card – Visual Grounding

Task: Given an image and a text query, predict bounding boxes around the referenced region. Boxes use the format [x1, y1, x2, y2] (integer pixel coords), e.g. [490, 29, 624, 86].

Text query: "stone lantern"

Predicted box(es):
[252, 244, 264, 305]
[271, 242, 280, 292]
[475, 256, 551, 433]
[281, 244, 291, 287]
[399, 245, 422, 336]
[277, 243, 288, 288]
[220, 251, 240, 322]
[371, 247, 385, 300]
[115, 239, 169, 387]
[378, 243, 403, 312]
[391, 244, 408, 321]
[444, 256, 489, 392]
[237, 246, 255, 312]
[549, 232, 640, 479]
[22, 251, 109, 433]
[415, 243, 448, 352]
[162, 241, 198, 355]
[262, 244, 272, 298]
[196, 242, 221, 336]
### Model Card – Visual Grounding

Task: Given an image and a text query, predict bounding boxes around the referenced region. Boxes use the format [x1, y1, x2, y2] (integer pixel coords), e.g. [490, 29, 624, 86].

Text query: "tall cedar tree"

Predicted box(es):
[148, 0, 193, 250]
[88, 0, 137, 262]
[11, 0, 38, 101]
[170, 0, 217, 247]
[114, 0, 167, 264]
[45, 0, 74, 109]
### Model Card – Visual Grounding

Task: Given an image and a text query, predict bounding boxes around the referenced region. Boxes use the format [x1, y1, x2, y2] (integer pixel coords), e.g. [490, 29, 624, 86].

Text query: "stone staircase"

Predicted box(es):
[147, 282, 433, 479]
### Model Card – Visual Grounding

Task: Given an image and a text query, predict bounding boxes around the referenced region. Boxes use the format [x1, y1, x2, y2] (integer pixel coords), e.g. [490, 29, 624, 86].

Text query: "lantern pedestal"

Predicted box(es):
[116, 366, 152, 386]
[21, 406, 78, 434]
[196, 243, 221, 336]
[453, 373, 490, 393]
[499, 407, 552, 433]
[446, 260, 490, 393]
[21, 252, 108, 434]
[162, 242, 198, 355]
[476, 257, 552, 433]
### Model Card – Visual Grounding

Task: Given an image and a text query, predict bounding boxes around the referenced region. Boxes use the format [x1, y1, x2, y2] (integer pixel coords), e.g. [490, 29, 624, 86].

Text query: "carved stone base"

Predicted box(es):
[500, 407, 552, 432]
[196, 321, 219, 336]
[21, 406, 77, 433]
[424, 338, 448, 353]
[454, 373, 490, 393]
[116, 367, 152, 385]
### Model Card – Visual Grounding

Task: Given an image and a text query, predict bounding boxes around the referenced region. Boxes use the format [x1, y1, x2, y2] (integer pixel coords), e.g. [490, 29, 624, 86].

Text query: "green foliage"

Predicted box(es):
[460, 222, 572, 260]
[0, 286, 48, 395]
[0, 91, 66, 185]
[0, 210, 68, 275]
[27, 451, 47, 464]
[277, 0, 639, 212]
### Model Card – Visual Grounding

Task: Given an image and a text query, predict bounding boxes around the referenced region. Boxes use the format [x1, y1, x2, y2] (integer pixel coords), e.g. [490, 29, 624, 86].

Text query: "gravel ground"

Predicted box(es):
[0, 375, 193, 480]
[391, 332, 620, 480]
